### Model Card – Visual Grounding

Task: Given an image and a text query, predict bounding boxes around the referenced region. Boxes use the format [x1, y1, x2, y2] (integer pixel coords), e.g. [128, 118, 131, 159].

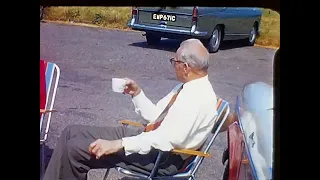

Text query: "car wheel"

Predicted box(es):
[40, 6, 44, 20]
[207, 26, 222, 53]
[221, 159, 229, 180]
[146, 33, 161, 45]
[247, 26, 257, 46]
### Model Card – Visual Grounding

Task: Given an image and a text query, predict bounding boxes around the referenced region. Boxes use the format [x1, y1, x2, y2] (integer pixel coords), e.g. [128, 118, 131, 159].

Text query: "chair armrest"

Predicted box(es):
[172, 149, 210, 157]
[40, 109, 57, 113]
[119, 120, 210, 157]
[119, 120, 145, 127]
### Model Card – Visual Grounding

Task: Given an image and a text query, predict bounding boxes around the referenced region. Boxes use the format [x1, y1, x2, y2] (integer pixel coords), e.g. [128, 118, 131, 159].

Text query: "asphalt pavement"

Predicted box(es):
[40, 22, 275, 180]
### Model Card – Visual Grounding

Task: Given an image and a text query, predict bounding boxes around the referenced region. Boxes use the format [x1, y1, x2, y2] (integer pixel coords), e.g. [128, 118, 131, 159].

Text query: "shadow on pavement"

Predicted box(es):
[128, 38, 250, 53]
[129, 39, 181, 52]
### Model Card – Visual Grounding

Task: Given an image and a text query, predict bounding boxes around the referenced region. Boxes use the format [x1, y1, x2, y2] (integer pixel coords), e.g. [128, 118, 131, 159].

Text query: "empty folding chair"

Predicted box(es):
[40, 60, 60, 178]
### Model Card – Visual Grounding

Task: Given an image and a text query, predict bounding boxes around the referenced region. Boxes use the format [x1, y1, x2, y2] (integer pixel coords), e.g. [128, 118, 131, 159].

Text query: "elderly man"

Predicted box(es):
[43, 38, 218, 180]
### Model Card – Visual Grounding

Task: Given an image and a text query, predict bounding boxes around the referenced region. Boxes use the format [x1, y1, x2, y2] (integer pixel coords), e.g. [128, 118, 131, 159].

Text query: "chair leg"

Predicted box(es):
[103, 168, 110, 180]
[40, 143, 45, 179]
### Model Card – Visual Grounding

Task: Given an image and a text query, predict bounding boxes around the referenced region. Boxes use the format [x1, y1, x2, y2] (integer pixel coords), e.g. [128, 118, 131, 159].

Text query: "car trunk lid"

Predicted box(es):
[135, 7, 196, 28]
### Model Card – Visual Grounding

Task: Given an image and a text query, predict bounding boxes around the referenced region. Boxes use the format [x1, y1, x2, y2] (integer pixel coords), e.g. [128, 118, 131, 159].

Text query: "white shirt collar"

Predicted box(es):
[183, 75, 209, 88]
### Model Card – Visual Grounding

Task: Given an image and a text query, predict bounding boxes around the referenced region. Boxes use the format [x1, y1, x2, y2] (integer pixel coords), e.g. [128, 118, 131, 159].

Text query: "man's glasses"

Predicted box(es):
[169, 58, 186, 66]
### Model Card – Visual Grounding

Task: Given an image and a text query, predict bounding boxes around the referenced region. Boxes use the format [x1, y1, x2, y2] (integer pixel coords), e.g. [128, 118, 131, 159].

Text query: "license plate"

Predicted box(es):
[152, 13, 176, 22]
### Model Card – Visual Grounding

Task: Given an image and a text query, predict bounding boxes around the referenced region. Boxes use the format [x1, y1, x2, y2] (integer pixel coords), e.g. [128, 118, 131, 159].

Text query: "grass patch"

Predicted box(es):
[256, 8, 280, 47]
[43, 7, 279, 47]
[44, 6, 131, 29]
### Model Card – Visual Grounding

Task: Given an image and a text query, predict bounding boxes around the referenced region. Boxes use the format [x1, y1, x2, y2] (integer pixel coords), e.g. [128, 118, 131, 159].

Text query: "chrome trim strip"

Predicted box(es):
[128, 23, 208, 37]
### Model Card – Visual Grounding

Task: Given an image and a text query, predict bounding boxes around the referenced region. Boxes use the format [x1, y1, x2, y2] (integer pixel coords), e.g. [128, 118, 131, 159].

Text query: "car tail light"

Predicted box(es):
[132, 6, 137, 16]
[192, 6, 198, 22]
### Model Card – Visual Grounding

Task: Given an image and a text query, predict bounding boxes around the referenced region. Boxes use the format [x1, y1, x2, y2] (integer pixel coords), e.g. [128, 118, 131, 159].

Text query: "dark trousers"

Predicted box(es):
[43, 124, 185, 180]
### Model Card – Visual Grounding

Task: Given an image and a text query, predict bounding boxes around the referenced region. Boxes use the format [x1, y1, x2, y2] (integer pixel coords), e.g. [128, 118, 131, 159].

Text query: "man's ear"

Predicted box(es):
[183, 63, 189, 73]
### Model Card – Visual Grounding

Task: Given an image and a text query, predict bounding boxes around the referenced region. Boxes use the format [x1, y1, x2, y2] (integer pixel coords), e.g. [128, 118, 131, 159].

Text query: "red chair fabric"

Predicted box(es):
[40, 60, 47, 118]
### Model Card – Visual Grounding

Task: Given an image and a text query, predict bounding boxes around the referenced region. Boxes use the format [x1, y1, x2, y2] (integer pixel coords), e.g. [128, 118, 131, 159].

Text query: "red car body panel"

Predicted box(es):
[228, 122, 255, 180]
[228, 122, 244, 180]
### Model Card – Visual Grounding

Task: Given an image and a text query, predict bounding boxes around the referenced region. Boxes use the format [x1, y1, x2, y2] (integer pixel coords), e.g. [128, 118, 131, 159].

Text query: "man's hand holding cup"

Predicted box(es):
[112, 77, 141, 97]
[123, 78, 141, 97]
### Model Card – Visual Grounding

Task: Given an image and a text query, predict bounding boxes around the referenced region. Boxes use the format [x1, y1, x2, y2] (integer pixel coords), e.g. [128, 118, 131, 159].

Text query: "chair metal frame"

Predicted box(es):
[103, 99, 230, 180]
[40, 61, 60, 179]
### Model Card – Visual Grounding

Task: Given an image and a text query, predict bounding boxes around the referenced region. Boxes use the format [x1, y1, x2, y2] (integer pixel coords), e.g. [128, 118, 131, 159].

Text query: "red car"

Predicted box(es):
[221, 82, 273, 180]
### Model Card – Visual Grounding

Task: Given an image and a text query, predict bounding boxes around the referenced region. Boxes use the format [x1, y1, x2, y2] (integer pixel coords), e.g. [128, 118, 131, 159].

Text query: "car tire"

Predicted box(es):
[247, 26, 257, 46]
[221, 159, 229, 180]
[207, 26, 222, 53]
[146, 34, 161, 45]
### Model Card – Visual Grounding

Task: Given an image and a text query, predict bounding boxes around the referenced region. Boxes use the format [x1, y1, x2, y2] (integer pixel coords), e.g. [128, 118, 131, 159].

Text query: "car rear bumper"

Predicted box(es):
[128, 22, 208, 37]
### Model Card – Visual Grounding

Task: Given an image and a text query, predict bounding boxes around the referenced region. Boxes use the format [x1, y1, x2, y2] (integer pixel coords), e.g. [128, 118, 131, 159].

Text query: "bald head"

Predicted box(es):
[177, 39, 210, 71]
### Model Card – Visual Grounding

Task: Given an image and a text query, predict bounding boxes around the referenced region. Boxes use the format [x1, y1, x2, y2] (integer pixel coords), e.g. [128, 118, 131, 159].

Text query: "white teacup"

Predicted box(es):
[112, 78, 126, 93]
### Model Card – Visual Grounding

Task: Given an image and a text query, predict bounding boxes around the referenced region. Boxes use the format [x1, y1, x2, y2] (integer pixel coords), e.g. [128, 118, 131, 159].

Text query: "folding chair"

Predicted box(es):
[103, 98, 230, 180]
[40, 60, 61, 178]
